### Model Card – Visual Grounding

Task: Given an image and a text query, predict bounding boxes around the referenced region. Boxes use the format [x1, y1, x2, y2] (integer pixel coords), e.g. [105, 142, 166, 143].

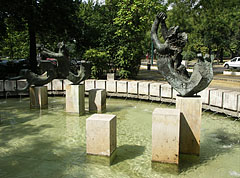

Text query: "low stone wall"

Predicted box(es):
[0, 79, 239, 118]
[223, 71, 240, 76]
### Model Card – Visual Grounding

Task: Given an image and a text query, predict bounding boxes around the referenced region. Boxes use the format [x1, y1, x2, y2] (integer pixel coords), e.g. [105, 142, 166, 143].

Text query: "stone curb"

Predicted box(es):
[0, 79, 239, 118]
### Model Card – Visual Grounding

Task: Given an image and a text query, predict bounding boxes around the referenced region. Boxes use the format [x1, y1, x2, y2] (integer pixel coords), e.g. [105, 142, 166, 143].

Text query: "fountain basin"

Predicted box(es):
[0, 97, 239, 178]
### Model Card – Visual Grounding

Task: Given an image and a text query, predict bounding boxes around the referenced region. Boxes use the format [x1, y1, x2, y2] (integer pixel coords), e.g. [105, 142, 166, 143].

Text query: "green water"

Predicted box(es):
[0, 97, 239, 178]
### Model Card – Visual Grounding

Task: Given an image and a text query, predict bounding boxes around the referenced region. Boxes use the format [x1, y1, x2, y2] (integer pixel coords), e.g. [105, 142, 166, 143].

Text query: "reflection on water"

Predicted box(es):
[0, 97, 239, 178]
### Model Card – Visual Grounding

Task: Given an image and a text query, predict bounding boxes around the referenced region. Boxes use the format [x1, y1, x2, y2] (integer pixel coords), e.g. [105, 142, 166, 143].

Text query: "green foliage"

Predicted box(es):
[83, 49, 110, 79]
[1, 0, 240, 76]
[76, 0, 165, 79]
[113, 0, 164, 78]
[182, 50, 196, 61]
[167, 0, 240, 61]
[0, 19, 29, 59]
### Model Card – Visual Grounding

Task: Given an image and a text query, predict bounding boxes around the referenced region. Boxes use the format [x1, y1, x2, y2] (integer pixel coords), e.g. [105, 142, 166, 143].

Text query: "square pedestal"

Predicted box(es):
[139, 82, 150, 95]
[30, 86, 48, 109]
[176, 96, 202, 155]
[150, 83, 161, 97]
[117, 81, 128, 93]
[85, 80, 95, 91]
[223, 91, 240, 111]
[96, 80, 106, 90]
[52, 79, 63, 91]
[86, 114, 117, 156]
[106, 81, 117, 93]
[152, 108, 180, 164]
[0, 80, 3, 92]
[107, 73, 115, 81]
[89, 89, 106, 113]
[66, 84, 85, 115]
[161, 84, 172, 98]
[128, 81, 139, 95]
[210, 89, 227, 108]
[5, 80, 16, 91]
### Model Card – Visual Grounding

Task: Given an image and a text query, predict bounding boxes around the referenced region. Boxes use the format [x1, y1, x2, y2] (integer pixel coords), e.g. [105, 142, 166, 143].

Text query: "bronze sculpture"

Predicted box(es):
[13, 42, 91, 91]
[151, 12, 213, 96]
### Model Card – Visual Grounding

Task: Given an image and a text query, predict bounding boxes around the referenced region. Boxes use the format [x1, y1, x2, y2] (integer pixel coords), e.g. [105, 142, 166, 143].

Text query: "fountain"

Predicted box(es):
[0, 10, 239, 178]
[0, 97, 239, 177]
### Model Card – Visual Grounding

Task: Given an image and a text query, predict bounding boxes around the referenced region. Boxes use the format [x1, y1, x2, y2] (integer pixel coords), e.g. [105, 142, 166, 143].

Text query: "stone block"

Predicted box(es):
[176, 96, 202, 155]
[30, 86, 48, 109]
[89, 89, 106, 113]
[238, 95, 240, 113]
[85, 80, 95, 91]
[150, 83, 161, 97]
[4, 80, 16, 91]
[16, 80, 28, 95]
[107, 73, 115, 81]
[63, 80, 72, 90]
[66, 84, 85, 115]
[0, 80, 4, 91]
[52, 79, 63, 91]
[86, 152, 116, 166]
[45, 82, 52, 91]
[86, 114, 117, 156]
[17, 79, 27, 90]
[96, 80, 106, 90]
[172, 89, 178, 99]
[161, 84, 172, 98]
[152, 108, 180, 164]
[139, 82, 150, 96]
[209, 89, 228, 108]
[198, 88, 216, 105]
[128, 81, 139, 94]
[106, 81, 117, 93]
[117, 81, 128, 93]
[149, 96, 161, 101]
[223, 91, 240, 111]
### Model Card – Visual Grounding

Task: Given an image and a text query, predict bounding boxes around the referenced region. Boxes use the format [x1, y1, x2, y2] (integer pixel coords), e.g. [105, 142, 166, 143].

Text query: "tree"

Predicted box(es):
[0, 0, 38, 71]
[0, 0, 80, 71]
[166, 0, 240, 62]
[113, 0, 164, 78]
[0, 19, 29, 59]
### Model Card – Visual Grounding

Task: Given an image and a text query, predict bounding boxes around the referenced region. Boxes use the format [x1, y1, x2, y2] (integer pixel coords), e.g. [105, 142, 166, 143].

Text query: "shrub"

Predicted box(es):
[83, 49, 110, 79]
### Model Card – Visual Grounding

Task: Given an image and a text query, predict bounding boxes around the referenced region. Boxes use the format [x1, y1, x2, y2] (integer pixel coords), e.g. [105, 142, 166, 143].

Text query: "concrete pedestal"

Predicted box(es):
[152, 108, 180, 164]
[176, 96, 202, 155]
[107, 73, 115, 81]
[106, 81, 117, 93]
[66, 84, 85, 115]
[86, 114, 117, 156]
[89, 89, 106, 113]
[85, 80, 95, 92]
[30, 86, 48, 109]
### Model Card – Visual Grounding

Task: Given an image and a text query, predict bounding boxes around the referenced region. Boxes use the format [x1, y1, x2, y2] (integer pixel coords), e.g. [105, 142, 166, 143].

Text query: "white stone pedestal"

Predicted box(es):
[66, 84, 85, 115]
[107, 73, 115, 81]
[30, 86, 48, 109]
[176, 96, 202, 155]
[89, 89, 106, 113]
[152, 108, 180, 164]
[86, 114, 117, 156]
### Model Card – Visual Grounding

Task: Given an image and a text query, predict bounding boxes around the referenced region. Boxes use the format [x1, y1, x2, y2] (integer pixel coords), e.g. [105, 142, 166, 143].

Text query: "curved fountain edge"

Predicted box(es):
[0, 79, 239, 118]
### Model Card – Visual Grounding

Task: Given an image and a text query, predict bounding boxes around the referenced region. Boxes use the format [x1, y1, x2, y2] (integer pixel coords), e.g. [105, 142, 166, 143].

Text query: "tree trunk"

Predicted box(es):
[28, 23, 37, 73]
[229, 49, 234, 58]
[220, 48, 223, 63]
[208, 46, 211, 55]
[27, 0, 37, 73]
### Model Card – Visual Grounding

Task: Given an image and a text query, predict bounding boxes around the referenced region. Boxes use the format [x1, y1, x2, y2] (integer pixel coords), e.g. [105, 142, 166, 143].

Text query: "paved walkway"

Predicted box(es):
[136, 64, 240, 92]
